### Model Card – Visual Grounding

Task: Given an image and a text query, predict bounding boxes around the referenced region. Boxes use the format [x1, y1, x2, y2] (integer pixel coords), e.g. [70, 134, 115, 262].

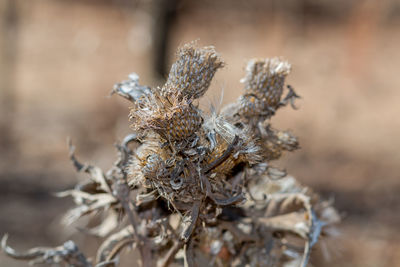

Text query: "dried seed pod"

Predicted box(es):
[163, 43, 224, 99]
[240, 58, 291, 113]
[130, 91, 203, 142]
[156, 103, 203, 141]
[221, 58, 291, 123]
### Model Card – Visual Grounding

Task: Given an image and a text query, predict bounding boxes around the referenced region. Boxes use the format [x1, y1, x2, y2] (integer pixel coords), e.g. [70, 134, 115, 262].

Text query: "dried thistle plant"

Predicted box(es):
[1, 42, 340, 267]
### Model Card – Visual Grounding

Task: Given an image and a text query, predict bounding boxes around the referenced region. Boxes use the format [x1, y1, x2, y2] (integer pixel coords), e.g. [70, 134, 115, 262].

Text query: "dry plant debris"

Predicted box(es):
[1, 42, 340, 267]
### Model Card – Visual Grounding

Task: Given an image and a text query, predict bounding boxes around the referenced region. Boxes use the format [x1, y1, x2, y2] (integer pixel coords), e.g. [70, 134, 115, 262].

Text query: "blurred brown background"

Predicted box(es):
[1, 0, 399, 266]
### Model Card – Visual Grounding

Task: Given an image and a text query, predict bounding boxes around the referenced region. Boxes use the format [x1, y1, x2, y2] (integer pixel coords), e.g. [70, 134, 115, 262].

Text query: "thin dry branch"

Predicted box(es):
[1, 235, 91, 267]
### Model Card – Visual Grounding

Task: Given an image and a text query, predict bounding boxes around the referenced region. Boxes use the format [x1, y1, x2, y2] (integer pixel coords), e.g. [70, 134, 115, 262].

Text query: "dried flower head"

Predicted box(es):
[2, 42, 339, 267]
[129, 90, 203, 142]
[163, 43, 224, 99]
[242, 58, 291, 98]
[237, 58, 291, 118]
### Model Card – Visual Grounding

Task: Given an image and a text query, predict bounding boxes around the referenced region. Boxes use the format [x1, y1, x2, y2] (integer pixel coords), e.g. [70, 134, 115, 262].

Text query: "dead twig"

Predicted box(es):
[183, 240, 196, 267]
[112, 179, 157, 267]
[158, 240, 184, 267]
[68, 138, 112, 193]
[181, 200, 201, 242]
[1, 235, 91, 267]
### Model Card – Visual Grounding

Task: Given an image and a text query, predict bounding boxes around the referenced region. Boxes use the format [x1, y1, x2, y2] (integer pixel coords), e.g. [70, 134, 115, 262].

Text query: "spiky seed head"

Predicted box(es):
[130, 91, 203, 141]
[163, 43, 224, 99]
[241, 58, 291, 108]
[157, 103, 203, 141]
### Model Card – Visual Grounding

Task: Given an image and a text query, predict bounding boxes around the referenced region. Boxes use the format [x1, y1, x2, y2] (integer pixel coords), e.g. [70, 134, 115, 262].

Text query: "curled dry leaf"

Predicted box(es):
[96, 226, 135, 264]
[56, 190, 117, 225]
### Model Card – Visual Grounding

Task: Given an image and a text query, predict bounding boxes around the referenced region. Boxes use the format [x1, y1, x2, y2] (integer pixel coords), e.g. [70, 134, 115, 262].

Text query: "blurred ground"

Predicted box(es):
[1, 0, 400, 266]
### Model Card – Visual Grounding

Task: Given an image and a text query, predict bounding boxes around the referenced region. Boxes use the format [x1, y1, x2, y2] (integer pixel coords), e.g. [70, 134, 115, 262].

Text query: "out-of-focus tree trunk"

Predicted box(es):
[152, 0, 179, 80]
[0, 0, 18, 151]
